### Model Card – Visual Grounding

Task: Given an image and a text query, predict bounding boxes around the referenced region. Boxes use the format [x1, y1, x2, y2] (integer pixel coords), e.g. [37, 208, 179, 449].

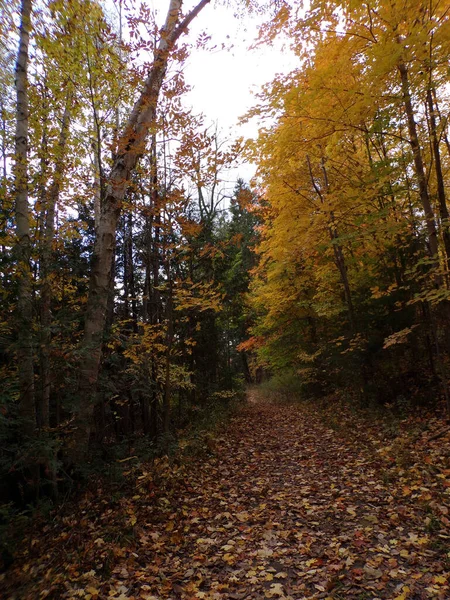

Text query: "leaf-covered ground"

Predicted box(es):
[3, 390, 450, 599]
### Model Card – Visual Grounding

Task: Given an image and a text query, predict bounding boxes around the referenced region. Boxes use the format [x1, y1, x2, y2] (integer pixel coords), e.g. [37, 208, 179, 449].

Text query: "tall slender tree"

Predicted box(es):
[71, 0, 211, 463]
[14, 0, 35, 437]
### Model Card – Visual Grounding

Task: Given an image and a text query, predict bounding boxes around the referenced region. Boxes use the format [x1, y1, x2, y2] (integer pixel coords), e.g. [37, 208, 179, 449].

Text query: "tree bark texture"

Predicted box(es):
[71, 0, 211, 464]
[398, 61, 439, 261]
[14, 0, 35, 437]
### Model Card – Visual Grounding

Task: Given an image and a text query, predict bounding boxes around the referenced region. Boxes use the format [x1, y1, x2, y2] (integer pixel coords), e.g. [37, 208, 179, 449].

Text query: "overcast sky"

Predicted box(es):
[148, 0, 298, 183]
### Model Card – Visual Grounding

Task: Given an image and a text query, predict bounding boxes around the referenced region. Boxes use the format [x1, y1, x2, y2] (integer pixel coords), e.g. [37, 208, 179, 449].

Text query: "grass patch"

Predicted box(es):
[257, 370, 306, 401]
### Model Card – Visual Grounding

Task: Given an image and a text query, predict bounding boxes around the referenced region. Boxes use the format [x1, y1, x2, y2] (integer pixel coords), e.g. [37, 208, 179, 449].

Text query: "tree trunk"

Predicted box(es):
[426, 87, 450, 276]
[1, 101, 7, 191]
[431, 87, 450, 160]
[163, 275, 174, 436]
[70, 0, 211, 465]
[398, 60, 439, 261]
[141, 139, 161, 437]
[92, 137, 101, 230]
[39, 94, 72, 429]
[307, 155, 356, 331]
[142, 140, 157, 323]
[14, 0, 35, 437]
[329, 220, 356, 332]
[1, 101, 9, 268]
[123, 211, 138, 329]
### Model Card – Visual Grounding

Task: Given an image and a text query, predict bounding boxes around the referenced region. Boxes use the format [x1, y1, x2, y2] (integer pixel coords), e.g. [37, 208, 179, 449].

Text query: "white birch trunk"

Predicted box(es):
[14, 0, 35, 437]
[70, 0, 211, 464]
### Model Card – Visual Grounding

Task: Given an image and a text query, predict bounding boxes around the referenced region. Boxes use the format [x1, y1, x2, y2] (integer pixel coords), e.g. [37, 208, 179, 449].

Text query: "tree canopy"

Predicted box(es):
[1, 0, 450, 524]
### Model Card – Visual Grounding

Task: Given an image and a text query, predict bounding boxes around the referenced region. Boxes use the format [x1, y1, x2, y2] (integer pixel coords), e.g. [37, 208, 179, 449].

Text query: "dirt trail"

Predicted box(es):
[4, 392, 449, 599]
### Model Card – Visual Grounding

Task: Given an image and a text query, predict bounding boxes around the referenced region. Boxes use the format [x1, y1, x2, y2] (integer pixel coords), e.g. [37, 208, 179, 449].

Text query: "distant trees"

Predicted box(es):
[5, 0, 449, 508]
[245, 0, 450, 407]
[72, 0, 212, 462]
[1, 0, 259, 502]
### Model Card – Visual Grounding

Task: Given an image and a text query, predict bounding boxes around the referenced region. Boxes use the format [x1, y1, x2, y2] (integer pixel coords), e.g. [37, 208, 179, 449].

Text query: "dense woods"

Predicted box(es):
[2, 1, 450, 590]
[245, 0, 450, 408]
[1, 0, 259, 503]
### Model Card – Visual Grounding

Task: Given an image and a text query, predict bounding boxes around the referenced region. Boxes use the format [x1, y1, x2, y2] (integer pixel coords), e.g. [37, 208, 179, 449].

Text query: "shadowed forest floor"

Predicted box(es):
[3, 390, 450, 599]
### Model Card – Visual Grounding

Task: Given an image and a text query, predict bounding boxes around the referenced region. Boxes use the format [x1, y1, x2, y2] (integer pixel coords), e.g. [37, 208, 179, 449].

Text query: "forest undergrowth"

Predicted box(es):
[2, 388, 450, 600]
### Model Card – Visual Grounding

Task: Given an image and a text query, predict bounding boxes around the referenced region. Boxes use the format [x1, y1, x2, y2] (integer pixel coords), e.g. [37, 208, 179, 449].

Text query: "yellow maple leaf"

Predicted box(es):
[393, 585, 410, 600]
[165, 520, 174, 532]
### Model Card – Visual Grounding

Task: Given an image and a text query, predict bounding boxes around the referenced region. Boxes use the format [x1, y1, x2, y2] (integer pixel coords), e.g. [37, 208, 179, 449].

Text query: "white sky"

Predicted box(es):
[147, 0, 298, 183]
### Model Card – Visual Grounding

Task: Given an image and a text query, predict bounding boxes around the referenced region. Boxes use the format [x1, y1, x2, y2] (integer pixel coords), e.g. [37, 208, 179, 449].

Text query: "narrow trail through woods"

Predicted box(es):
[4, 391, 450, 599]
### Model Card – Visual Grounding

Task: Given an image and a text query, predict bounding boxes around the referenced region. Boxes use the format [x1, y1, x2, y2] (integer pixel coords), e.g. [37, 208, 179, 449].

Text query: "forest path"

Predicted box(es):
[4, 392, 450, 599]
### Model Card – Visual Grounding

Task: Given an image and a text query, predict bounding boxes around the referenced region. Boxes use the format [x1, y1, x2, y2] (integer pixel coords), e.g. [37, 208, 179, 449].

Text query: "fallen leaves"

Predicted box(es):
[3, 391, 450, 599]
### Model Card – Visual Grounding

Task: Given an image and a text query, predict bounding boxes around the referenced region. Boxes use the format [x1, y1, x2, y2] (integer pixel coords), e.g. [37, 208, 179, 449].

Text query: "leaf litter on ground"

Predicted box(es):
[2, 388, 450, 599]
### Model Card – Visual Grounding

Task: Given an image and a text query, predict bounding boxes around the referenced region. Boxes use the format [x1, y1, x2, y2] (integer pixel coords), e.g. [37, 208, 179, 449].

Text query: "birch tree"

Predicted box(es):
[70, 0, 212, 462]
[14, 0, 35, 437]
